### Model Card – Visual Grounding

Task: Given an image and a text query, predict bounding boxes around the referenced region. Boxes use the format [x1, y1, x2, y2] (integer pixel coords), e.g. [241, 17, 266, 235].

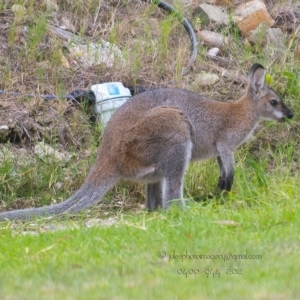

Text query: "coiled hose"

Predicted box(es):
[150, 0, 198, 69]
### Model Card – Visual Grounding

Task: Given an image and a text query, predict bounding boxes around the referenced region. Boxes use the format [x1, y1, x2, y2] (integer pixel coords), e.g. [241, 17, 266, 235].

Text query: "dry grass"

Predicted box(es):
[0, 1, 192, 92]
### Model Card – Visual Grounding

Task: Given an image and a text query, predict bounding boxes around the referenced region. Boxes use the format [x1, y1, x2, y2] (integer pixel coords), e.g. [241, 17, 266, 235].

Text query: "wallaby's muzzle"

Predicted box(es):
[285, 109, 294, 119]
[277, 110, 293, 122]
[283, 106, 293, 120]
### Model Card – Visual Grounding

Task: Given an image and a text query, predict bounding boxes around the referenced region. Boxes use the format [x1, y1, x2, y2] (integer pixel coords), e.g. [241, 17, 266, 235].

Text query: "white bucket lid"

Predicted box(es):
[91, 82, 131, 103]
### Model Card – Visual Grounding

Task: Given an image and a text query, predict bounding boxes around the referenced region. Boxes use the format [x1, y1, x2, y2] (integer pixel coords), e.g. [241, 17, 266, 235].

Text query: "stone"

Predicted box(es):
[44, 0, 59, 12]
[248, 22, 286, 56]
[59, 16, 76, 32]
[233, 0, 275, 37]
[194, 4, 229, 29]
[0, 125, 9, 143]
[68, 40, 125, 68]
[263, 28, 287, 62]
[221, 69, 248, 85]
[246, 22, 286, 62]
[247, 22, 272, 46]
[265, 28, 286, 49]
[34, 142, 71, 164]
[207, 47, 220, 57]
[195, 72, 219, 86]
[11, 4, 26, 23]
[197, 30, 230, 48]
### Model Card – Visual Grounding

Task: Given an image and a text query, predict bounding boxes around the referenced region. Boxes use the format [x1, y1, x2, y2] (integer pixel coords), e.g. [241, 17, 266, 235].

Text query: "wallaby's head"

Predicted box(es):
[249, 63, 293, 121]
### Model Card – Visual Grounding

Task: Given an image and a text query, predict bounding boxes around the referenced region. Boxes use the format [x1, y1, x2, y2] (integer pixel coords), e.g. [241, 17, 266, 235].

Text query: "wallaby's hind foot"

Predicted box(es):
[217, 155, 234, 191]
[146, 178, 187, 211]
[146, 181, 163, 210]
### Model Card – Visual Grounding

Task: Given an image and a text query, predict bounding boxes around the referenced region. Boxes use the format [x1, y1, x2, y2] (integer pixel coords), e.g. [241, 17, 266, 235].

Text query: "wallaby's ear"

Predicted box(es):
[249, 63, 266, 94]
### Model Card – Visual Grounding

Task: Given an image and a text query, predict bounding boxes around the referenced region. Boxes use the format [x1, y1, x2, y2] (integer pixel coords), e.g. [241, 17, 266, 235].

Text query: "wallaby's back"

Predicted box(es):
[103, 87, 260, 162]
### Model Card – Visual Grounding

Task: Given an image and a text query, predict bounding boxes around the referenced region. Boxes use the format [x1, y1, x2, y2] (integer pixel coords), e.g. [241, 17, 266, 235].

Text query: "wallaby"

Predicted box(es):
[0, 63, 293, 221]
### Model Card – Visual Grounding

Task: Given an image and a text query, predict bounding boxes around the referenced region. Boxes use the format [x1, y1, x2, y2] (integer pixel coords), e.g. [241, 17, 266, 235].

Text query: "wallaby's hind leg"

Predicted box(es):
[146, 182, 163, 210]
[123, 106, 193, 210]
[146, 140, 191, 210]
[217, 150, 234, 191]
[162, 175, 185, 209]
[159, 139, 193, 209]
[217, 156, 226, 190]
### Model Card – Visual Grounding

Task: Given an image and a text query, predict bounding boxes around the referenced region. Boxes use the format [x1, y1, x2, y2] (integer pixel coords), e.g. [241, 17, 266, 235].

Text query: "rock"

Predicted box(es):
[34, 142, 71, 164]
[60, 53, 70, 68]
[221, 69, 248, 85]
[265, 27, 286, 49]
[249, 23, 286, 48]
[59, 16, 76, 32]
[194, 4, 229, 29]
[197, 30, 230, 48]
[54, 182, 63, 190]
[195, 72, 219, 86]
[44, 0, 59, 12]
[57, 49, 70, 68]
[264, 28, 287, 62]
[0, 200, 6, 209]
[233, 0, 275, 37]
[47, 25, 125, 68]
[247, 23, 286, 60]
[207, 47, 220, 57]
[11, 4, 26, 23]
[48, 25, 75, 40]
[0, 125, 9, 143]
[68, 40, 125, 68]
[247, 22, 271, 46]
[207, 48, 231, 65]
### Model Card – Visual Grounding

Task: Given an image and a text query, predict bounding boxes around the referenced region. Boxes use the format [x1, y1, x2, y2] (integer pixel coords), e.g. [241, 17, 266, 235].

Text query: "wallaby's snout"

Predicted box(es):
[283, 105, 293, 120]
[265, 96, 293, 122]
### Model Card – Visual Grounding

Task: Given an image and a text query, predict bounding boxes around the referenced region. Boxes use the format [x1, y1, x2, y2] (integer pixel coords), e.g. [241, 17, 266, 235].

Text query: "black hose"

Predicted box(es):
[0, 89, 96, 104]
[147, 0, 198, 71]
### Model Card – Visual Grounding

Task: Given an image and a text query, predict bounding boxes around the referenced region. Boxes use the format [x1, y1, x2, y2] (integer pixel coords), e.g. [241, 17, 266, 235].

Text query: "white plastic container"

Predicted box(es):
[91, 82, 131, 126]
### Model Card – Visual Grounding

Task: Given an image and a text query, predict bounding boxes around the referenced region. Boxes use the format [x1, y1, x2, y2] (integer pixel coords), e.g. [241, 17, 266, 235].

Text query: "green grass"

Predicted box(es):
[0, 191, 300, 300]
[1, 137, 300, 299]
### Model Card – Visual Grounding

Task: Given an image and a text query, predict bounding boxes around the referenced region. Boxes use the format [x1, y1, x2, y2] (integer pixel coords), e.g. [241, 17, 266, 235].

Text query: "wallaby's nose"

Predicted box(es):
[286, 110, 293, 119]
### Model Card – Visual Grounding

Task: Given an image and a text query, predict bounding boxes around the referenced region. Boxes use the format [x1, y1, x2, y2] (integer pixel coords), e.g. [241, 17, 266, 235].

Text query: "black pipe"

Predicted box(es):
[0, 89, 96, 104]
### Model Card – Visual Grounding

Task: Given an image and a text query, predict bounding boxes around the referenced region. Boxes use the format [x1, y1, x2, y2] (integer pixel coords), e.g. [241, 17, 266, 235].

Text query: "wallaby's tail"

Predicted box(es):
[0, 177, 117, 221]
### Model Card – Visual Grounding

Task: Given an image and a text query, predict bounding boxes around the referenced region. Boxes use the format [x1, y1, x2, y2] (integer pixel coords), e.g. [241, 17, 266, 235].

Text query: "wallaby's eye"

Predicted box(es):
[270, 99, 278, 106]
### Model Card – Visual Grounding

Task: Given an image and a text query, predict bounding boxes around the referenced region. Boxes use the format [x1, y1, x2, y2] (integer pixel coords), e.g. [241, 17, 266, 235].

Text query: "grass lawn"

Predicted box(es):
[1, 145, 300, 300]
